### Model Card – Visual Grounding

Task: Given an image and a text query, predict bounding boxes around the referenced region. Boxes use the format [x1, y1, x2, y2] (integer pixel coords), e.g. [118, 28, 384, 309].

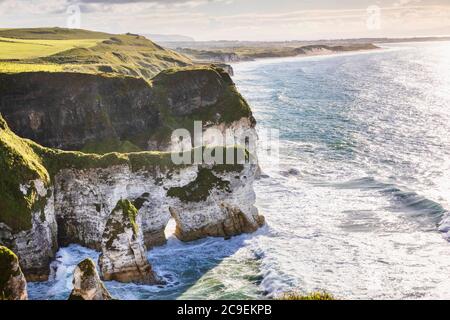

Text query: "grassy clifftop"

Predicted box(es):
[0, 28, 192, 79]
[0, 28, 110, 40]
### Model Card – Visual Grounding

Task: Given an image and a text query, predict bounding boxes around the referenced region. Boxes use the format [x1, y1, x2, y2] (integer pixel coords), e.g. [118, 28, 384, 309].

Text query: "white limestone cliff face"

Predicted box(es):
[0, 66, 263, 284]
[0, 180, 58, 281]
[53, 162, 263, 250]
[0, 125, 263, 282]
[203, 117, 257, 149]
[98, 200, 160, 284]
[69, 258, 112, 300]
[168, 117, 258, 156]
[53, 165, 193, 250]
[169, 164, 264, 241]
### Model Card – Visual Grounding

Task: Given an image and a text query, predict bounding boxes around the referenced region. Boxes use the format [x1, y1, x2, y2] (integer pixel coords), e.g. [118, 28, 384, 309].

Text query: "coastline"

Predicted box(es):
[227, 39, 450, 68]
[228, 47, 389, 68]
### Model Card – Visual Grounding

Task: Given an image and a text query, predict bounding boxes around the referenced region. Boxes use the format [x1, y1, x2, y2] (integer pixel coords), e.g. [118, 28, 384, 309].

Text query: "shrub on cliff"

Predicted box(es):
[277, 291, 336, 300]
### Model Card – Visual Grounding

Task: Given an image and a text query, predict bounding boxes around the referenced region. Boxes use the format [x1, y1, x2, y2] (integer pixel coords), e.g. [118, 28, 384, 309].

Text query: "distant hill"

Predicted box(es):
[144, 34, 195, 43]
[0, 28, 192, 80]
[0, 27, 111, 40]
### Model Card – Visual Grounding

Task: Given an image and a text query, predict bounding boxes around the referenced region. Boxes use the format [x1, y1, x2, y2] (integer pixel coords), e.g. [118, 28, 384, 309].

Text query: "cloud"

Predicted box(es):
[0, 0, 227, 15]
[393, 0, 422, 7]
[0, 0, 448, 40]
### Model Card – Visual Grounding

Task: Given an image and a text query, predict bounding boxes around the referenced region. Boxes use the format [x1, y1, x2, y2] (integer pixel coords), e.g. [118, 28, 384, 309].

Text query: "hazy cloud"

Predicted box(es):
[0, 0, 448, 40]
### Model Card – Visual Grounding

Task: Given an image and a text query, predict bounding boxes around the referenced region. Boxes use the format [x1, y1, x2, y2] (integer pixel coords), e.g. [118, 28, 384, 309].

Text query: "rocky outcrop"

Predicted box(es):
[0, 115, 58, 281]
[69, 258, 112, 300]
[0, 72, 158, 151]
[0, 246, 27, 300]
[53, 159, 262, 250]
[0, 114, 264, 280]
[175, 48, 242, 63]
[0, 66, 254, 153]
[99, 200, 159, 284]
[0, 64, 263, 283]
[168, 165, 264, 241]
[0, 196, 58, 281]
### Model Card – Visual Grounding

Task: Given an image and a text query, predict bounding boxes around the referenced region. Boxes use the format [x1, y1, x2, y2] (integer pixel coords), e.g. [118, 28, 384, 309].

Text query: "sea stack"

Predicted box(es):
[0, 246, 28, 300]
[69, 258, 112, 300]
[99, 200, 160, 284]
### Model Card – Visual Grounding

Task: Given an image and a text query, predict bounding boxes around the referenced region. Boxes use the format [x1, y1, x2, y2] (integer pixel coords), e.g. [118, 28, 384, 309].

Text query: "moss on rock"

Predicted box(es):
[0, 246, 19, 287]
[1, 112, 250, 233]
[69, 258, 113, 300]
[167, 167, 231, 203]
[115, 199, 139, 235]
[104, 199, 139, 250]
[0, 246, 27, 300]
[0, 114, 50, 232]
[77, 258, 96, 279]
[151, 66, 255, 148]
[81, 138, 142, 154]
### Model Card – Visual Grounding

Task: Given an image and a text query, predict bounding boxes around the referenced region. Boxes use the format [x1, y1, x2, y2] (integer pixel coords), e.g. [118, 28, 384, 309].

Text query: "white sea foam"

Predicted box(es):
[28, 41, 450, 300]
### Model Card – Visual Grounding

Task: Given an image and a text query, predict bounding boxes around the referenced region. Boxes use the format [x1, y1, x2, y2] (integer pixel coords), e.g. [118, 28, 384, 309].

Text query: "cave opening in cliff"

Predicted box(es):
[164, 218, 177, 240]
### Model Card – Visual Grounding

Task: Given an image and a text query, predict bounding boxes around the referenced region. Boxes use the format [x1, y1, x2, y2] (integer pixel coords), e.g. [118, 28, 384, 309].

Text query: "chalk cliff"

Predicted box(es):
[0, 66, 263, 281]
[99, 200, 160, 284]
[1, 117, 263, 282]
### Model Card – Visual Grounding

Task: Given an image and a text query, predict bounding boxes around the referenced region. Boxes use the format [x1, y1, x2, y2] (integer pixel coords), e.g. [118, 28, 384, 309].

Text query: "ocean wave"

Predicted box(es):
[334, 177, 447, 231]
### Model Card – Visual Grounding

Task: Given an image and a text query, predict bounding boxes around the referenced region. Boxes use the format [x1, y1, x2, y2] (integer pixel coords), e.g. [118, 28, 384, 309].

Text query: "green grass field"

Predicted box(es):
[0, 37, 104, 60]
[0, 62, 63, 73]
[0, 28, 192, 79]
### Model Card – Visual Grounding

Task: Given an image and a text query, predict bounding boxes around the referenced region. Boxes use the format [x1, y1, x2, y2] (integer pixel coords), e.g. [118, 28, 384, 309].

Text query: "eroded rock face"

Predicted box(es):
[69, 258, 112, 300]
[53, 165, 182, 250]
[99, 200, 160, 284]
[0, 246, 27, 300]
[0, 65, 262, 283]
[168, 164, 264, 241]
[0, 180, 58, 281]
[0, 72, 158, 151]
[53, 162, 263, 251]
[0, 67, 253, 152]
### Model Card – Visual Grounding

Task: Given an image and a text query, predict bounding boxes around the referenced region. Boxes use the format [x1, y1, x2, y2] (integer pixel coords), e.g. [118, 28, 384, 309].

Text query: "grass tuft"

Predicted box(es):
[277, 291, 336, 300]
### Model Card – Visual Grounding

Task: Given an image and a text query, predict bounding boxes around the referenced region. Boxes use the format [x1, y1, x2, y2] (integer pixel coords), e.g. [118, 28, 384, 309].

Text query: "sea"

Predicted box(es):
[28, 41, 450, 300]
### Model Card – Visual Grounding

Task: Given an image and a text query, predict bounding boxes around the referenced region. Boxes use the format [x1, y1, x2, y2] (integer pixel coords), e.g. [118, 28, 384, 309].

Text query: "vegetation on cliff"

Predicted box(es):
[173, 43, 379, 62]
[0, 65, 253, 153]
[0, 246, 20, 286]
[0, 114, 250, 232]
[0, 115, 50, 232]
[0, 28, 191, 79]
[115, 199, 139, 236]
[0, 37, 102, 60]
[167, 167, 231, 203]
[0, 245, 27, 301]
[151, 66, 254, 143]
[68, 258, 113, 300]
[277, 291, 336, 300]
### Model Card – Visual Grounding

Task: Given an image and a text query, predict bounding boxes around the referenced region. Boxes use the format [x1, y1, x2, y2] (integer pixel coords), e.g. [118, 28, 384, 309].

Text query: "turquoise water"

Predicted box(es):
[29, 41, 450, 300]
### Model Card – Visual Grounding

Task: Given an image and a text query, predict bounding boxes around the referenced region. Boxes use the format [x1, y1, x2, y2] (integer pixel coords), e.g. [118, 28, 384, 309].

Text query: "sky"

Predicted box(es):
[1, 0, 450, 41]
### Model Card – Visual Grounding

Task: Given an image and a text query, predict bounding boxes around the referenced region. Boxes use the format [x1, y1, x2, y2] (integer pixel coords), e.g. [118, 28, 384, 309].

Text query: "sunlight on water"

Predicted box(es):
[28, 42, 450, 300]
[233, 41, 450, 299]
